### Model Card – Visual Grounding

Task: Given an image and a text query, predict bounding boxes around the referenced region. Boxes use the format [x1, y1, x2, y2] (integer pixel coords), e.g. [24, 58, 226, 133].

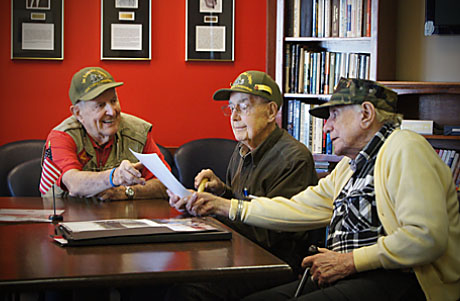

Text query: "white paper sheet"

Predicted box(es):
[130, 149, 191, 198]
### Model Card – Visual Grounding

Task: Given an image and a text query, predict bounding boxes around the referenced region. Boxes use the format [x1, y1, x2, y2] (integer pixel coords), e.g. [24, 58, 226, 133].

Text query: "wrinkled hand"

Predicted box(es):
[97, 186, 126, 201]
[194, 169, 225, 195]
[302, 248, 356, 287]
[167, 189, 192, 212]
[112, 160, 146, 186]
[167, 189, 230, 217]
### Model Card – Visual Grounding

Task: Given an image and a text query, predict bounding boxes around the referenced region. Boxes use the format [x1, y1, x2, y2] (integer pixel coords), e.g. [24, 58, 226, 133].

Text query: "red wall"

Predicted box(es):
[0, 1, 267, 148]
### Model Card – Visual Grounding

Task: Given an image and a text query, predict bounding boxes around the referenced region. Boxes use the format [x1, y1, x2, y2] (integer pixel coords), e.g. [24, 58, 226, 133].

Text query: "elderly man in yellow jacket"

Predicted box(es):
[170, 78, 460, 300]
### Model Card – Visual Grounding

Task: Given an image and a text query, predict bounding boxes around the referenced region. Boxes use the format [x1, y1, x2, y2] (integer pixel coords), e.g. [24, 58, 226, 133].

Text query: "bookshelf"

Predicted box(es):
[382, 81, 460, 149]
[380, 81, 460, 196]
[273, 0, 396, 168]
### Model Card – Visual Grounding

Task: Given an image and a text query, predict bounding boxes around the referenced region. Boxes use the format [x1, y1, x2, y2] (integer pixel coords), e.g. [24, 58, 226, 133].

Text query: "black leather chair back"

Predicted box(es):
[7, 158, 42, 197]
[157, 144, 178, 179]
[174, 138, 237, 189]
[0, 139, 46, 196]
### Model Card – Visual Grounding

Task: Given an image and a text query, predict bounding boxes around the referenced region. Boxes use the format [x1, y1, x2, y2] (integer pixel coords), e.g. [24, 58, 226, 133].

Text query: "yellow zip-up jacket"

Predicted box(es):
[231, 129, 460, 300]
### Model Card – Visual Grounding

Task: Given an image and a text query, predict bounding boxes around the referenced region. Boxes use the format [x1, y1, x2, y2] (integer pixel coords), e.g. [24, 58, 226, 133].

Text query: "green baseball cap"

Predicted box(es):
[213, 71, 283, 109]
[309, 78, 398, 119]
[69, 67, 124, 105]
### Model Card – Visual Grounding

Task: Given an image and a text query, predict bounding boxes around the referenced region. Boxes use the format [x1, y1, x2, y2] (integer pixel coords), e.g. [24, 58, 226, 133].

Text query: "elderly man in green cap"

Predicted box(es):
[175, 70, 319, 271]
[166, 70, 320, 300]
[171, 78, 460, 300]
[42, 66, 169, 200]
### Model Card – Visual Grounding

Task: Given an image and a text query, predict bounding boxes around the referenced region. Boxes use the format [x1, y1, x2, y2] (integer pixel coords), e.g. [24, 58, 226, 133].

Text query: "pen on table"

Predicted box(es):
[197, 178, 209, 193]
[293, 245, 319, 298]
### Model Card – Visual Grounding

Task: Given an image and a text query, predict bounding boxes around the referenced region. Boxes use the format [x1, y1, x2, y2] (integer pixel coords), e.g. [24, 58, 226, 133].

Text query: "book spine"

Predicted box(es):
[324, 0, 332, 37]
[287, 99, 294, 136]
[284, 46, 291, 93]
[328, 52, 336, 93]
[312, 0, 318, 37]
[331, 0, 340, 37]
[293, 0, 301, 37]
[366, 0, 371, 37]
[324, 51, 330, 94]
[339, 0, 347, 37]
[294, 99, 301, 140]
[300, 0, 314, 37]
[317, 0, 324, 38]
[298, 47, 305, 93]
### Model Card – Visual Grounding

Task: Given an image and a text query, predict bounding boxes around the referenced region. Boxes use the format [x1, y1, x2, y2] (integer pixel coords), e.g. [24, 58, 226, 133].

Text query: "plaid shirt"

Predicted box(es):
[326, 123, 396, 253]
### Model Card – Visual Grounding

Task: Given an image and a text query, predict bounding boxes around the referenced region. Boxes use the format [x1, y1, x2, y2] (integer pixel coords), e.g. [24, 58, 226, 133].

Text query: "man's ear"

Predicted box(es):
[360, 101, 376, 128]
[266, 102, 278, 122]
[70, 104, 83, 122]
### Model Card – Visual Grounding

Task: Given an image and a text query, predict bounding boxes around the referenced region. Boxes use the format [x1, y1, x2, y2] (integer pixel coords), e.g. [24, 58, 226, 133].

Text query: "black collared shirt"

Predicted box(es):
[219, 125, 319, 273]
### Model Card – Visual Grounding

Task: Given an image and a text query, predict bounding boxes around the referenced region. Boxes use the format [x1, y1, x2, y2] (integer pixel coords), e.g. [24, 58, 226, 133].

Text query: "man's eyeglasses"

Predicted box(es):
[221, 100, 271, 117]
[221, 102, 252, 117]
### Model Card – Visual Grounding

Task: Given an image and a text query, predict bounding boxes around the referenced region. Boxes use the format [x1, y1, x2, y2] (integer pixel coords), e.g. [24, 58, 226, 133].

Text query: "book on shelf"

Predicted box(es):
[331, 0, 340, 37]
[401, 120, 434, 135]
[53, 217, 232, 247]
[300, 0, 314, 37]
[444, 125, 460, 136]
[284, 47, 370, 95]
[293, 0, 301, 37]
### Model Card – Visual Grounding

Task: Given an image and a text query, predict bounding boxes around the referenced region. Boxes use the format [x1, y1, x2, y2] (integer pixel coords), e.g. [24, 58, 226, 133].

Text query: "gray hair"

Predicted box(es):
[351, 104, 403, 127]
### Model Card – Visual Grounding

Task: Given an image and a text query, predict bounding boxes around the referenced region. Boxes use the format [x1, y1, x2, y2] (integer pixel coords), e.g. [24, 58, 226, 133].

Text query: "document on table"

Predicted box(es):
[0, 209, 65, 222]
[130, 149, 191, 198]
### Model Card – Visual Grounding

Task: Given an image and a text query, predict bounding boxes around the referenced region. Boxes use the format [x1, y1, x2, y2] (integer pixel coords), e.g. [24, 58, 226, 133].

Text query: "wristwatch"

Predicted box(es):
[125, 186, 135, 200]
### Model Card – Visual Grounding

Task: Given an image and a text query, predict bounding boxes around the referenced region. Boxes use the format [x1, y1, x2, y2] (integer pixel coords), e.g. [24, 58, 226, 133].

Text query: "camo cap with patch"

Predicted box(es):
[213, 71, 283, 109]
[309, 77, 398, 119]
[69, 67, 124, 105]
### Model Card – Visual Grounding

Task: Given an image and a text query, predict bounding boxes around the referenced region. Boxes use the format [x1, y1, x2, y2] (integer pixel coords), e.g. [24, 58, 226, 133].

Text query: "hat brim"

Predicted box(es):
[213, 87, 256, 101]
[309, 100, 351, 119]
[79, 82, 124, 102]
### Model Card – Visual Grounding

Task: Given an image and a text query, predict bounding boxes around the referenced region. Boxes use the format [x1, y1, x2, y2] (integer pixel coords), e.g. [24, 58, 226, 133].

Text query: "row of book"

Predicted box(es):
[285, 44, 370, 94]
[286, 0, 372, 38]
[436, 149, 460, 188]
[286, 99, 333, 155]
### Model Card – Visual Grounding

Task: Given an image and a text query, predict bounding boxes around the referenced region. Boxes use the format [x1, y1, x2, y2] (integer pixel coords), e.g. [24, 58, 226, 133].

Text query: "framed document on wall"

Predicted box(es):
[186, 0, 234, 61]
[101, 0, 151, 60]
[11, 0, 64, 60]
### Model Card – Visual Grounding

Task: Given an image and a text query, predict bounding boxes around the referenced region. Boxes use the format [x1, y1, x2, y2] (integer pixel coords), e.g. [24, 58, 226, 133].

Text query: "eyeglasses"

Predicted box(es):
[221, 99, 270, 117]
[221, 102, 251, 117]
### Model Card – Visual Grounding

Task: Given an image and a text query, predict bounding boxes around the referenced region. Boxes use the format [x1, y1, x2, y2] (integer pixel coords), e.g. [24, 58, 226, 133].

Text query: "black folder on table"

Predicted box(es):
[53, 217, 232, 246]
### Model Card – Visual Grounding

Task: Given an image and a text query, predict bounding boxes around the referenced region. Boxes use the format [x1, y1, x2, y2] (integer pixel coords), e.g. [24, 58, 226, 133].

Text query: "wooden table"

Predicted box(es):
[0, 197, 292, 292]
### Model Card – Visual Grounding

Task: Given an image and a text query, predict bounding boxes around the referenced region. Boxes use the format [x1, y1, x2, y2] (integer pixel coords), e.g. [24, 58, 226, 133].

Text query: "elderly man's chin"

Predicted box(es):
[99, 122, 119, 137]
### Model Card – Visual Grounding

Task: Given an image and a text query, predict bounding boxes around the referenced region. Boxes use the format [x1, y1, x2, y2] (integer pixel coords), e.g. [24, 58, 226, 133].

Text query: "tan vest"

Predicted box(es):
[43, 113, 151, 198]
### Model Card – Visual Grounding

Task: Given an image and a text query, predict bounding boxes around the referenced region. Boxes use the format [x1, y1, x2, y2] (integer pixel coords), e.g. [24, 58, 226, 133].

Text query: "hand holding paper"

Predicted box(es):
[130, 149, 191, 198]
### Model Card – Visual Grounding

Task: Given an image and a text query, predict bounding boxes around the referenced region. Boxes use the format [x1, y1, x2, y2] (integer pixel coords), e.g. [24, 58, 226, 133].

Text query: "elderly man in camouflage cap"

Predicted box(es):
[175, 78, 460, 300]
[42, 66, 169, 200]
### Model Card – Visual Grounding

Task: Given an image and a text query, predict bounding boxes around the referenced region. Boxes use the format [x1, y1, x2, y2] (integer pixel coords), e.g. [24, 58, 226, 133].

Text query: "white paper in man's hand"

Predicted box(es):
[130, 149, 191, 198]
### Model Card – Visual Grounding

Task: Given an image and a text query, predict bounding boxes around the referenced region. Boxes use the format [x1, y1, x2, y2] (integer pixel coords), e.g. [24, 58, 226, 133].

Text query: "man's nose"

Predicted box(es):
[105, 103, 115, 115]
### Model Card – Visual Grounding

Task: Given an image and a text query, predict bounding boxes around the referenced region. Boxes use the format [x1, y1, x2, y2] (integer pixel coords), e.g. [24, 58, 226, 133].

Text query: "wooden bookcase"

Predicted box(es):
[380, 81, 460, 198]
[273, 0, 397, 166]
[381, 81, 460, 150]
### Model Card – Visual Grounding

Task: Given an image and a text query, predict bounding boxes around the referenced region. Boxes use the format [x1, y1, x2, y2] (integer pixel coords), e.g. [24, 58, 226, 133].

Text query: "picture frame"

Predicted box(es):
[186, 0, 234, 61]
[101, 0, 151, 60]
[11, 0, 64, 60]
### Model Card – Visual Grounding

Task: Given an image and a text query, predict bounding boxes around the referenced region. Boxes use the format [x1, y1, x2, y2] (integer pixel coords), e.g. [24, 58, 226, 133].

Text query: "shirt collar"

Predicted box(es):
[238, 125, 283, 165]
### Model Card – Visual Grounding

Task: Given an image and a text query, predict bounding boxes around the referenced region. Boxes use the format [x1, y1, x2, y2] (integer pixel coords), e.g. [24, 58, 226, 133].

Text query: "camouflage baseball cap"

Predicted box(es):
[309, 78, 398, 119]
[69, 67, 124, 105]
[213, 71, 283, 109]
